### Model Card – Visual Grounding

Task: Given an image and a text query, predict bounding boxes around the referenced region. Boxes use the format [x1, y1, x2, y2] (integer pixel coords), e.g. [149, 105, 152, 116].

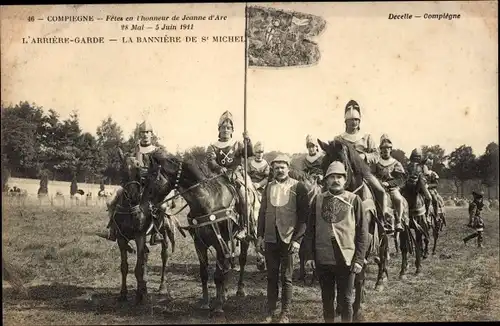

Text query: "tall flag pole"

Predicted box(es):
[243, 2, 249, 236]
[243, 4, 325, 238]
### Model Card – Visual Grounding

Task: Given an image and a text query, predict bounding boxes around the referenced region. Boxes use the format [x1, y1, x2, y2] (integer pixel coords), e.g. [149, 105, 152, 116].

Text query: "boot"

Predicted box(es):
[384, 212, 395, 234]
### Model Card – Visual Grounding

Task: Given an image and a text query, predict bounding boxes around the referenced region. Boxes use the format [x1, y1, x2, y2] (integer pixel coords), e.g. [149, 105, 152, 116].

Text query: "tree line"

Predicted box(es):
[1, 101, 498, 198]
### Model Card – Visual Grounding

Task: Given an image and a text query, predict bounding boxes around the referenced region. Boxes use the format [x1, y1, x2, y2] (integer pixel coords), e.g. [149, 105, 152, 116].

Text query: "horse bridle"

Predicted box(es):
[115, 180, 144, 215]
[341, 145, 364, 195]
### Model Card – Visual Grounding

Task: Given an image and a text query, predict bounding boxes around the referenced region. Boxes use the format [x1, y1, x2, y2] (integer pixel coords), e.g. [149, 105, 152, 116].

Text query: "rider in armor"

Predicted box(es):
[423, 156, 446, 225]
[334, 100, 392, 233]
[303, 135, 325, 185]
[97, 120, 167, 246]
[247, 141, 270, 199]
[403, 149, 432, 223]
[374, 134, 406, 232]
[206, 111, 254, 240]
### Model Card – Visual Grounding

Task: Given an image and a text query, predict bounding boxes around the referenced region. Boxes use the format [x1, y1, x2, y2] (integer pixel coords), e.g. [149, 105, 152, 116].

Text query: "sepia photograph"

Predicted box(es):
[1, 1, 498, 324]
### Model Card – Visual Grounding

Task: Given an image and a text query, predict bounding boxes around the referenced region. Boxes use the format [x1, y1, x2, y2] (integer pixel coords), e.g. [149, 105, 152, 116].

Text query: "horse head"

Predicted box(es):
[117, 148, 144, 209]
[317, 138, 370, 192]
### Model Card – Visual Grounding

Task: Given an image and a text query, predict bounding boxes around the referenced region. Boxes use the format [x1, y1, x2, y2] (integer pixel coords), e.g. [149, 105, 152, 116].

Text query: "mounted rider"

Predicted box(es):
[247, 141, 270, 200]
[402, 148, 432, 223]
[206, 111, 254, 240]
[423, 155, 446, 225]
[334, 100, 393, 233]
[374, 134, 406, 232]
[303, 135, 325, 185]
[97, 120, 167, 245]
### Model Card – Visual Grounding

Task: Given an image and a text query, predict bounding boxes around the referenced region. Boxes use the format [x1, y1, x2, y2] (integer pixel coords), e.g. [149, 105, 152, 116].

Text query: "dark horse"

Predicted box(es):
[398, 165, 432, 278]
[112, 149, 175, 304]
[317, 139, 393, 319]
[143, 152, 263, 314]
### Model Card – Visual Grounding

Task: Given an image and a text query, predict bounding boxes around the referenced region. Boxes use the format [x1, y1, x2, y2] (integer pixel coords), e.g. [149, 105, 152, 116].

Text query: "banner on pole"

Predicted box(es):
[247, 5, 327, 68]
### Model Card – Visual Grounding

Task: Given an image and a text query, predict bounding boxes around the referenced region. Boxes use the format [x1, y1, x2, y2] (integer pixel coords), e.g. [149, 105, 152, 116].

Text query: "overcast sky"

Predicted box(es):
[1, 2, 497, 156]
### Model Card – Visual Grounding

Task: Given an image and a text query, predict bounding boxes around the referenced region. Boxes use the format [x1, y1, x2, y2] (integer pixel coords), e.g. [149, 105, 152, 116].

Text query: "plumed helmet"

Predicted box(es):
[306, 134, 317, 147]
[325, 161, 347, 177]
[271, 154, 291, 166]
[344, 100, 361, 121]
[254, 141, 264, 153]
[139, 120, 153, 132]
[380, 134, 393, 148]
[218, 111, 234, 128]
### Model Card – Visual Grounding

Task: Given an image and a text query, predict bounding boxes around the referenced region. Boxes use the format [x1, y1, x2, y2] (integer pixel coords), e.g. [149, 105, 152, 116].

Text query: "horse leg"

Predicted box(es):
[423, 235, 429, 260]
[158, 229, 171, 299]
[394, 233, 399, 254]
[399, 230, 408, 280]
[195, 240, 210, 310]
[298, 247, 306, 284]
[375, 232, 388, 291]
[213, 251, 230, 314]
[134, 235, 149, 305]
[117, 239, 129, 301]
[432, 221, 439, 256]
[415, 231, 422, 276]
[236, 239, 249, 297]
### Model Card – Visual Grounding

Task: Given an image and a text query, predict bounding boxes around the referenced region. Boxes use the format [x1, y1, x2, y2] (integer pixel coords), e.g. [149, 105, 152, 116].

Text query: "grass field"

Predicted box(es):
[2, 198, 500, 324]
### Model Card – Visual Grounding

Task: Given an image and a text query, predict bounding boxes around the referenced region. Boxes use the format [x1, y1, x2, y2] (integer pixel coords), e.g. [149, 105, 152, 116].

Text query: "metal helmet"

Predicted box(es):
[344, 100, 361, 121]
[379, 134, 393, 148]
[254, 141, 264, 153]
[218, 111, 234, 128]
[306, 134, 317, 147]
[410, 148, 422, 160]
[139, 120, 153, 132]
[325, 161, 347, 177]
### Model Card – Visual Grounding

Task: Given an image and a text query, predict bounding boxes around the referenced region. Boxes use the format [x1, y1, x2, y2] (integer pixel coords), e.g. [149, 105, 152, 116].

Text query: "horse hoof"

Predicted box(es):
[399, 274, 407, 280]
[236, 289, 246, 297]
[415, 270, 422, 276]
[200, 303, 211, 310]
[375, 284, 384, 292]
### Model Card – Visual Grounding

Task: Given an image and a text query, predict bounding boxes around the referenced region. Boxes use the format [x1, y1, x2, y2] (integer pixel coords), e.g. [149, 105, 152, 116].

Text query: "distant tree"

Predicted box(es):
[448, 145, 478, 197]
[70, 175, 78, 196]
[391, 148, 409, 167]
[2, 165, 11, 192]
[421, 144, 448, 176]
[477, 142, 499, 199]
[38, 170, 49, 195]
[1, 101, 45, 178]
[96, 116, 125, 184]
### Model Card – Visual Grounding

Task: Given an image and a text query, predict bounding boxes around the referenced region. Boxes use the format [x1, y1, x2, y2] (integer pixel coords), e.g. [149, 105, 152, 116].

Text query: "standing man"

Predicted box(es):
[247, 141, 270, 200]
[303, 161, 369, 322]
[257, 154, 310, 323]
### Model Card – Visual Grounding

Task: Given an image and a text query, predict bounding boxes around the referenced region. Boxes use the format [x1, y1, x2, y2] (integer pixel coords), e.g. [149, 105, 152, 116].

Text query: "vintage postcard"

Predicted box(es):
[1, 2, 498, 324]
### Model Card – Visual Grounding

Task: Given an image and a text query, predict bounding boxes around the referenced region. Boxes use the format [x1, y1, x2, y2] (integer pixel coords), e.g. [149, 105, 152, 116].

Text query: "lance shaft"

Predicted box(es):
[243, 3, 249, 233]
